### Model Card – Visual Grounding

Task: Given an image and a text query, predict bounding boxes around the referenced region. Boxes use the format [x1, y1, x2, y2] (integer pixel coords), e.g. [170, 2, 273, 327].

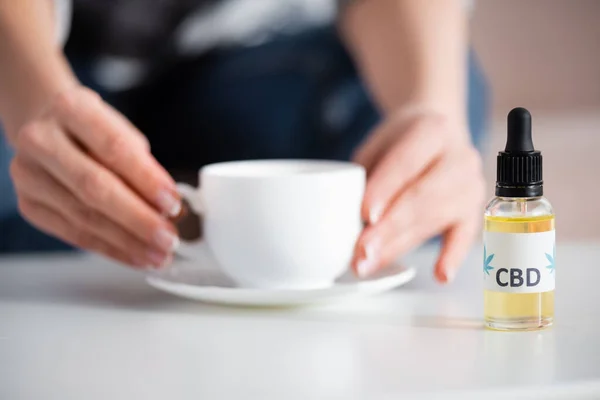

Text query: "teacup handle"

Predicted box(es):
[175, 183, 205, 260]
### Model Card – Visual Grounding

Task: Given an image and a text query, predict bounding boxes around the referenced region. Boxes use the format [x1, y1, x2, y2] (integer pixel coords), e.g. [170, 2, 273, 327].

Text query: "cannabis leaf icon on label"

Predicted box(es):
[545, 245, 556, 274]
[483, 245, 495, 276]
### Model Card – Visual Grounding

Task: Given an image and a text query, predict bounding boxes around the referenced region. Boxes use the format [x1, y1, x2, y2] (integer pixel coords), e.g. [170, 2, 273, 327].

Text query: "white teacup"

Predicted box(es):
[177, 159, 365, 290]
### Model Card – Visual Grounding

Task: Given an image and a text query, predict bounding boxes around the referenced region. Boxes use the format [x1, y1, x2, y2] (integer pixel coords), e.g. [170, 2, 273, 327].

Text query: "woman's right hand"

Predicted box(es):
[9, 85, 182, 269]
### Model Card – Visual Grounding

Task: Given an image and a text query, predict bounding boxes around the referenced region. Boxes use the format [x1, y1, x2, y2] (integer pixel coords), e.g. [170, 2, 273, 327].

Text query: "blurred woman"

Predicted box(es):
[0, 0, 488, 282]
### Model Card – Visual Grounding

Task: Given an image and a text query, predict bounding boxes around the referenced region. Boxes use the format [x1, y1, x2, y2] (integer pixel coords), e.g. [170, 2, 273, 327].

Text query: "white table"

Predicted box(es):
[1, 243, 599, 400]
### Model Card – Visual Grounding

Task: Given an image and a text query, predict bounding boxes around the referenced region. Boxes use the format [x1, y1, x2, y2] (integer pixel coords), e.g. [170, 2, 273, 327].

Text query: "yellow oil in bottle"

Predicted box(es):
[484, 214, 555, 331]
[485, 107, 555, 331]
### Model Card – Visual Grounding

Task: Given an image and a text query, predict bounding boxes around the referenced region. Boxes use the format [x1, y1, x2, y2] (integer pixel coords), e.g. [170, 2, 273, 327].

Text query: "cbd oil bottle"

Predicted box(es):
[484, 107, 555, 331]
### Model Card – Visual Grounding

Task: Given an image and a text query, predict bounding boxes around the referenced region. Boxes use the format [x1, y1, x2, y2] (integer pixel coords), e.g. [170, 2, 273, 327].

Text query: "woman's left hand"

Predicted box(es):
[352, 109, 485, 283]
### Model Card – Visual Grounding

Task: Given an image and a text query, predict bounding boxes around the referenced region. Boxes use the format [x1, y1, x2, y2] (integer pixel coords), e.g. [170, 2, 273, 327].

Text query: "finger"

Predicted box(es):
[52, 87, 181, 217]
[17, 122, 180, 254]
[359, 117, 447, 225]
[17, 198, 146, 268]
[434, 218, 480, 284]
[10, 157, 171, 268]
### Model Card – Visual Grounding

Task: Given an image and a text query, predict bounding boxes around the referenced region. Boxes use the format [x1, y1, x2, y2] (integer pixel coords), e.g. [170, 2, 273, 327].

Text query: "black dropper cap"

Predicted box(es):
[495, 107, 543, 197]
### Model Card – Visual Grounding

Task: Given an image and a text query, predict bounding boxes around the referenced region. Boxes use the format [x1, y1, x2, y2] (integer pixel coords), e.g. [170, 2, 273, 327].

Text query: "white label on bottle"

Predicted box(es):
[483, 230, 555, 293]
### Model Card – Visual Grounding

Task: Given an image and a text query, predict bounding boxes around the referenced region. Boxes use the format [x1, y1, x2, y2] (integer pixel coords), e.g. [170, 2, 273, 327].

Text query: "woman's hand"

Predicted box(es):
[10, 85, 182, 268]
[352, 110, 485, 283]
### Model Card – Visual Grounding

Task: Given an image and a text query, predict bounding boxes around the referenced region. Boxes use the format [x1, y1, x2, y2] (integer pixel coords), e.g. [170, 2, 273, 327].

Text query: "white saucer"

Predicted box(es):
[146, 244, 417, 307]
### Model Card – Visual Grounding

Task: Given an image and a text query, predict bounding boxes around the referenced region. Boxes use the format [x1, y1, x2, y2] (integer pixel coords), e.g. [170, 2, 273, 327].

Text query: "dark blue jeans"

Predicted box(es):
[0, 27, 489, 253]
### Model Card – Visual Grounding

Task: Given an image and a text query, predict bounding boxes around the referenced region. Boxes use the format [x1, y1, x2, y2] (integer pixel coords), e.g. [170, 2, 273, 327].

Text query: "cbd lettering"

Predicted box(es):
[495, 268, 541, 288]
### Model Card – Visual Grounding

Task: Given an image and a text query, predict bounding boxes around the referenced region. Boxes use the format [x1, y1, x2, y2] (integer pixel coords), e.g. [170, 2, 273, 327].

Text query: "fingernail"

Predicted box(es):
[364, 241, 376, 261]
[157, 189, 182, 218]
[147, 250, 167, 267]
[157, 253, 174, 269]
[154, 228, 180, 252]
[131, 256, 149, 268]
[356, 257, 378, 278]
[147, 251, 173, 269]
[437, 266, 455, 284]
[356, 239, 379, 277]
[369, 205, 383, 225]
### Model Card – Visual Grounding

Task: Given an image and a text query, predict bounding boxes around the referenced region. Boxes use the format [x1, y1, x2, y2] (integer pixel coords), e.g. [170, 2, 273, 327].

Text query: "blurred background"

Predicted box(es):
[472, 0, 600, 240]
[1, 0, 598, 250]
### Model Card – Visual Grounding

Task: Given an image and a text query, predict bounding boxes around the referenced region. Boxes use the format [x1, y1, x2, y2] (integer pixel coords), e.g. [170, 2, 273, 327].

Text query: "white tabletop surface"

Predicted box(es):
[1, 242, 599, 400]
